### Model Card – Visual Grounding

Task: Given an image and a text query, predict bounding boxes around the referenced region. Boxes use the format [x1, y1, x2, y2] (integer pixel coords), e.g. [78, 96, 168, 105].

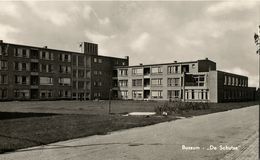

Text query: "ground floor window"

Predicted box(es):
[132, 90, 142, 99]
[168, 90, 180, 99]
[0, 88, 7, 99]
[40, 90, 53, 98]
[119, 90, 128, 99]
[151, 90, 163, 99]
[14, 89, 29, 99]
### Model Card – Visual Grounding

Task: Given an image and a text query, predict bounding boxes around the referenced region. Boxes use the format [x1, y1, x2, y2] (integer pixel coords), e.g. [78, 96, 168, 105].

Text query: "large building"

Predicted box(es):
[113, 59, 256, 103]
[0, 41, 256, 102]
[0, 41, 128, 101]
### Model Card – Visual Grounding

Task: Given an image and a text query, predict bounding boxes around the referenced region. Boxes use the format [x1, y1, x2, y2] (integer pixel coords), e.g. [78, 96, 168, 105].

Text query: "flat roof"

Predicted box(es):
[0, 41, 128, 60]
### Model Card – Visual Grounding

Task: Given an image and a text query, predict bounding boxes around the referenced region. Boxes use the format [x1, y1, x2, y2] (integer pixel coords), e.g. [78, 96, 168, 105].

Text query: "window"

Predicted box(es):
[40, 51, 52, 60]
[78, 70, 85, 78]
[94, 70, 98, 75]
[14, 48, 28, 58]
[168, 78, 179, 86]
[59, 78, 71, 86]
[94, 92, 101, 98]
[228, 76, 231, 85]
[132, 79, 142, 87]
[98, 59, 102, 63]
[168, 90, 179, 99]
[78, 56, 85, 66]
[168, 66, 179, 74]
[14, 90, 29, 98]
[40, 90, 53, 98]
[119, 69, 128, 76]
[0, 75, 8, 84]
[59, 65, 71, 74]
[99, 71, 102, 75]
[59, 90, 71, 98]
[151, 78, 162, 86]
[15, 75, 28, 85]
[132, 90, 142, 98]
[132, 68, 143, 75]
[94, 58, 97, 63]
[0, 89, 7, 99]
[40, 77, 53, 85]
[120, 91, 128, 99]
[224, 76, 227, 85]
[78, 81, 85, 88]
[0, 60, 7, 70]
[119, 80, 128, 87]
[151, 90, 163, 99]
[151, 66, 162, 74]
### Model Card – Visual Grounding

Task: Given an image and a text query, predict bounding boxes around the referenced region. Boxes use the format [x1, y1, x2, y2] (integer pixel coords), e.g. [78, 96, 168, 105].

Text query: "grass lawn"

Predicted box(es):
[0, 100, 258, 154]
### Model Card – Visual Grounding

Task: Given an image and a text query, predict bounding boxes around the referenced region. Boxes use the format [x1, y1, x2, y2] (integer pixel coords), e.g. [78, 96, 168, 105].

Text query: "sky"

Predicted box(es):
[0, 1, 260, 87]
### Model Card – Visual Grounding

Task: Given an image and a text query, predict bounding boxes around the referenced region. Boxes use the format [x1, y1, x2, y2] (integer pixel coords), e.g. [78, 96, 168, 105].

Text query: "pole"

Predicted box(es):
[108, 88, 112, 114]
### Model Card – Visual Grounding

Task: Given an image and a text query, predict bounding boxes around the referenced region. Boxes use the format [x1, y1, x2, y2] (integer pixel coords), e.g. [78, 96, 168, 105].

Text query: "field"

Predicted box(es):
[0, 100, 258, 154]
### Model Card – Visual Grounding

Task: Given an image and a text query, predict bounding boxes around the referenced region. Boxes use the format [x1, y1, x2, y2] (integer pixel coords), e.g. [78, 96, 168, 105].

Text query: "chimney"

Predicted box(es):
[139, 63, 143, 66]
[174, 61, 177, 63]
[43, 46, 48, 49]
[205, 57, 208, 60]
[0, 40, 3, 43]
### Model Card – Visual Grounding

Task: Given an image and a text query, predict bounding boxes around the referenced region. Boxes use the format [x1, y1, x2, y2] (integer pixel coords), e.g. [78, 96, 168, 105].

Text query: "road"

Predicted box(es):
[0, 105, 258, 160]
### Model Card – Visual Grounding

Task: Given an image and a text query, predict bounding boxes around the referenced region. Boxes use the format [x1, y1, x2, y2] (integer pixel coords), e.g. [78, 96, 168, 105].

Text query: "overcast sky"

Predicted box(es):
[0, 1, 260, 87]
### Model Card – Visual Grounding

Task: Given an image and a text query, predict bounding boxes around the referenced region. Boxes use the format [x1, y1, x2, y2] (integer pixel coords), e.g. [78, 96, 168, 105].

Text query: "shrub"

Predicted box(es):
[154, 101, 210, 115]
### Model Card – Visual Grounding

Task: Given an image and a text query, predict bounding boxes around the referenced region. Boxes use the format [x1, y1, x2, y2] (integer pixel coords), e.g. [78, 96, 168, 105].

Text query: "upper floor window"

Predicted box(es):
[132, 68, 143, 75]
[40, 77, 53, 85]
[94, 58, 97, 63]
[58, 77, 71, 86]
[14, 62, 29, 71]
[119, 80, 128, 87]
[0, 74, 8, 84]
[132, 79, 142, 87]
[14, 48, 29, 58]
[151, 66, 162, 74]
[59, 65, 71, 74]
[0, 60, 8, 70]
[0, 45, 8, 56]
[40, 51, 53, 60]
[168, 66, 179, 74]
[151, 78, 163, 86]
[59, 54, 71, 62]
[118, 69, 128, 76]
[168, 78, 180, 86]
[15, 75, 29, 85]
[98, 59, 102, 63]
[151, 90, 163, 99]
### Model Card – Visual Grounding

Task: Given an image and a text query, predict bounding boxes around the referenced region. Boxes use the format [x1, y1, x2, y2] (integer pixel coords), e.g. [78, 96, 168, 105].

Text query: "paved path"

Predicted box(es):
[0, 105, 259, 160]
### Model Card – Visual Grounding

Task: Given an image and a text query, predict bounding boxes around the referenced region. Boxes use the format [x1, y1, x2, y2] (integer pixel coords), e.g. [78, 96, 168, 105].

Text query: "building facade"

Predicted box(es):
[0, 40, 256, 102]
[0, 41, 128, 101]
[113, 59, 256, 103]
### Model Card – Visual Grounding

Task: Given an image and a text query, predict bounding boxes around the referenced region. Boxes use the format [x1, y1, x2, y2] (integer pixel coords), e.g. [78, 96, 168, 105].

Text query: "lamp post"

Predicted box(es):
[254, 25, 260, 101]
[108, 88, 112, 114]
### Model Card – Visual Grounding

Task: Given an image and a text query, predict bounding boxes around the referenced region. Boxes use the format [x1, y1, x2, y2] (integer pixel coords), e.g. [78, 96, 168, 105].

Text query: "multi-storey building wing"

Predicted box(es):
[0, 40, 256, 102]
[113, 59, 256, 103]
[0, 41, 128, 101]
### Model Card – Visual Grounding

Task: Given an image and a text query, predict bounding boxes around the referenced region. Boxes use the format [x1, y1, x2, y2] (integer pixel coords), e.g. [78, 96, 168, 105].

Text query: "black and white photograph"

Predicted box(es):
[0, 0, 259, 159]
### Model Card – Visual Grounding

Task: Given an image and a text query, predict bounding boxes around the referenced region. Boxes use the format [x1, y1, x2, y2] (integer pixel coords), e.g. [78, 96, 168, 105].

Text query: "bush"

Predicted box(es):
[154, 101, 209, 115]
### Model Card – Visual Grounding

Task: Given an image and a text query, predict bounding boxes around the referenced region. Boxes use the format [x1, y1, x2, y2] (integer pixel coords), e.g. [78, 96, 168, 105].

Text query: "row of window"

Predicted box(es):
[224, 76, 247, 87]
[116, 78, 182, 87]
[223, 90, 253, 99]
[73, 81, 90, 89]
[117, 65, 195, 76]
[119, 89, 208, 100]
[73, 69, 91, 78]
